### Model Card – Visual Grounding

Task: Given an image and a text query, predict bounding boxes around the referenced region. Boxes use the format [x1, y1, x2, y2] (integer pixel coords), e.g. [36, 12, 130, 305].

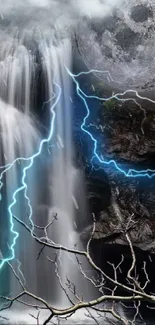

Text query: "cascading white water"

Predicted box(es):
[0, 32, 99, 320]
[0, 102, 40, 299]
[0, 40, 40, 301]
[41, 40, 75, 306]
[42, 40, 99, 307]
[0, 40, 34, 114]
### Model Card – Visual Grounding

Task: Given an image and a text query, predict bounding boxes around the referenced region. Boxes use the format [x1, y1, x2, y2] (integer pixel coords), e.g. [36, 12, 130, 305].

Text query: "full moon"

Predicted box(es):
[77, 0, 155, 91]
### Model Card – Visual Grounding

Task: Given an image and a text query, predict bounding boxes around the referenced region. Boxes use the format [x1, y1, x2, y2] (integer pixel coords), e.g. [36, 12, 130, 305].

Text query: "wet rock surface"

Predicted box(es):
[80, 91, 155, 254]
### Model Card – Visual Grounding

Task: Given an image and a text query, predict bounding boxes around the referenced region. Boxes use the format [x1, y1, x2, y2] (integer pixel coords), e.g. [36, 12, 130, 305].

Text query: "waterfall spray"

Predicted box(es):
[0, 30, 99, 322]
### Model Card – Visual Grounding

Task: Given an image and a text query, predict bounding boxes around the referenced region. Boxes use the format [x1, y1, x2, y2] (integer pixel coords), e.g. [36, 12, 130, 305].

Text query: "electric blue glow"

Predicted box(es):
[66, 67, 155, 178]
[0, 80, 61, 269]
[1, 66, 155, 271]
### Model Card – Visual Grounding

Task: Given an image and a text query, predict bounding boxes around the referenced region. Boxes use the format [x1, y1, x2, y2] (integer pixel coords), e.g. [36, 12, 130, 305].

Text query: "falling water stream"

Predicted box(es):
[40, 39, 99, 307]
[0, 30, 100, 322]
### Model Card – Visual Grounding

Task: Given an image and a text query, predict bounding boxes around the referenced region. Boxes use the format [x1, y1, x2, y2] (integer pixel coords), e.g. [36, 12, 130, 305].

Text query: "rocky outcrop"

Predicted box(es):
[80, 93, 155, 254]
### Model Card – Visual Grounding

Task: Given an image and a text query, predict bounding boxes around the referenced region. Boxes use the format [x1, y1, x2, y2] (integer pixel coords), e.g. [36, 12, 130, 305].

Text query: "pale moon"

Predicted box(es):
[77, 0, 155, 91]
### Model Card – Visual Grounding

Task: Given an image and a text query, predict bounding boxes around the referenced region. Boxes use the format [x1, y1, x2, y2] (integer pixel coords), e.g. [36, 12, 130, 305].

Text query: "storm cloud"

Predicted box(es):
[0, 0, 124, 26]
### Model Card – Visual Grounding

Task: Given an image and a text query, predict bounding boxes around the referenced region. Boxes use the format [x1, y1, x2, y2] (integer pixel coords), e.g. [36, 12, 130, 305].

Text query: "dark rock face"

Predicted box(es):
[79, 82, 155, 254]
[79, 97, 155, 312]
[73, 49, 155, 257]
[87, 170, 111, 216]
[89, 242, 155, 302]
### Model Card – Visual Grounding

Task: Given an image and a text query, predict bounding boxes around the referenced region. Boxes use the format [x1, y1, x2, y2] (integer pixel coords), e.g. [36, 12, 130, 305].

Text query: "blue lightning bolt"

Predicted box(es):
[1, 66, 155, 271]
[0, 93, 57, 197]
[66, 67, 155, 178]
[0, 80, 61, 270]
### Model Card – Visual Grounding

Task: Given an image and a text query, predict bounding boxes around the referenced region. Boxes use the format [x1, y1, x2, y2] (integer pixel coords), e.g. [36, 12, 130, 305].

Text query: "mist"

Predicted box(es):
[0, 0, 124, 30]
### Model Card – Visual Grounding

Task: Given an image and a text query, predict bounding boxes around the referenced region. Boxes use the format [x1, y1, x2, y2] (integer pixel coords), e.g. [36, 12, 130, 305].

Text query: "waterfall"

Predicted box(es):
[0, 101, 40, 300]
[0, 34, 99, 321]
[0, 40, 40, 301]
[0, 40, 34, 114]
[42, 40, 99, 307]
[42, 40, 74, 306]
